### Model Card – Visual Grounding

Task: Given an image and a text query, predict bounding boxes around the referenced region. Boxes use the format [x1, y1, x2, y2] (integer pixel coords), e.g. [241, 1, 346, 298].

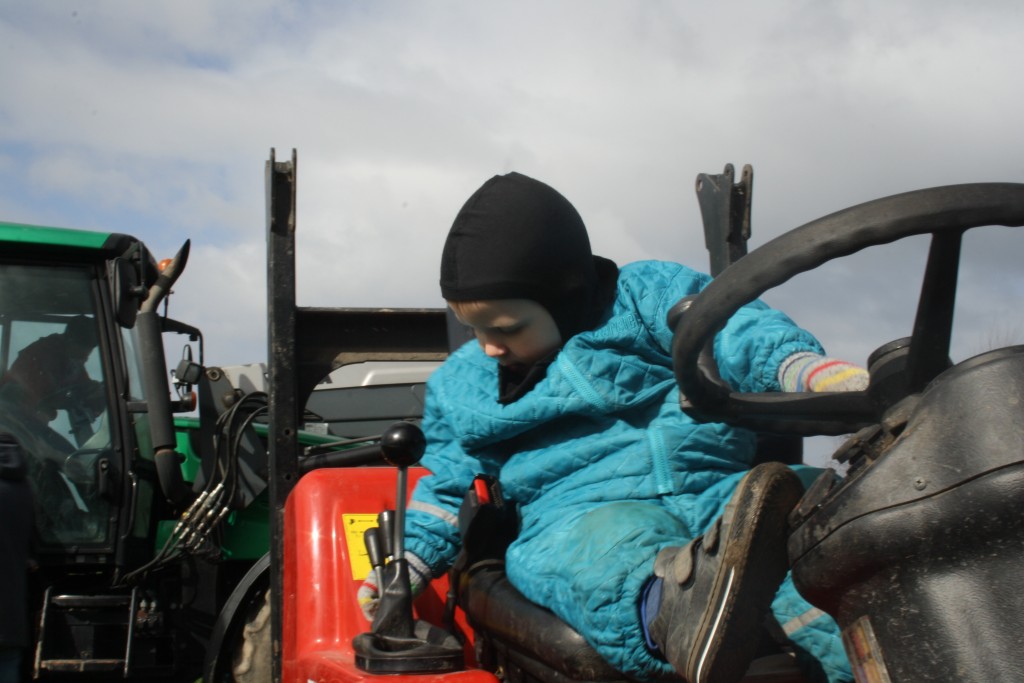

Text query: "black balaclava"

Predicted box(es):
[440, 172, 618, 402]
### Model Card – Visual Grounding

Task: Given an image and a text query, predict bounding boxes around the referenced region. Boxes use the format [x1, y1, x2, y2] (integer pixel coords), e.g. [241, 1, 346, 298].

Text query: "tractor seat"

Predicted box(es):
[459, 560, 628, 682]
[458, 561, 808, 683]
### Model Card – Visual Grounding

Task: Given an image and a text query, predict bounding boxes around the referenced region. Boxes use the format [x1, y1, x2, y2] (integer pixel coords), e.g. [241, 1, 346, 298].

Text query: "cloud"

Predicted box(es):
[2, 0, 1023, 391]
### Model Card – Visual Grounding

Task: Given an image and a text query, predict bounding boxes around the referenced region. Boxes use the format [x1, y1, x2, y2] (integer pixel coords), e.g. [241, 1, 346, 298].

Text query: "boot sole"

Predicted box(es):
[686, 463, 804, 683]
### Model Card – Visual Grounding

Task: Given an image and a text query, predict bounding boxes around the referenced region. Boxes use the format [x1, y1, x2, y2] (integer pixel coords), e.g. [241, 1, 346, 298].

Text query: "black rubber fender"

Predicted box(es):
[202, 553, 271, 683]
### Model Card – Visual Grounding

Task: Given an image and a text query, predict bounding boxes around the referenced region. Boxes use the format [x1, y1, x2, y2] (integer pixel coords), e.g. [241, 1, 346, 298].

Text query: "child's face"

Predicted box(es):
[449, 299, 562, 371]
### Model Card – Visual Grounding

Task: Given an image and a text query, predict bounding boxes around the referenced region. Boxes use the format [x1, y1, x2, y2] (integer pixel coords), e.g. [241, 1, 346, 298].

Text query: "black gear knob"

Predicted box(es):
[379, 421, 426, 468]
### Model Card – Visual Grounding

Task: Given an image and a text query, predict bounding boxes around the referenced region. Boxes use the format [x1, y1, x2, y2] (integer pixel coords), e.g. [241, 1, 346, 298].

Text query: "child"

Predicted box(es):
[360, 172, 861, 682]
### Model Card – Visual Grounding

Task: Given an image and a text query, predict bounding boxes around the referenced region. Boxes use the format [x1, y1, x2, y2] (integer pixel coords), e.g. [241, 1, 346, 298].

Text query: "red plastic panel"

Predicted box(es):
[283, 466, 496, 683]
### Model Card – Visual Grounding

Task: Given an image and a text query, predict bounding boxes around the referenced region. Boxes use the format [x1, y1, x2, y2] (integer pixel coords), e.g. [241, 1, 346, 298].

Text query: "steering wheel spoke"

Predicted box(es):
[905, 230, 962, 393]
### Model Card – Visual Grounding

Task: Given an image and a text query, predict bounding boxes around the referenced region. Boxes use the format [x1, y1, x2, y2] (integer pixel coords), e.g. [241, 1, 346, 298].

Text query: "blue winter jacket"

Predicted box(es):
[404, 260, 850, 681]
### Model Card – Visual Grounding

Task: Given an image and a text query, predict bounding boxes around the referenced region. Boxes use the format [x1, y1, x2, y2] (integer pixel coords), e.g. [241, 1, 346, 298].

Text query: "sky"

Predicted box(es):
[3, 1, 1023, 458]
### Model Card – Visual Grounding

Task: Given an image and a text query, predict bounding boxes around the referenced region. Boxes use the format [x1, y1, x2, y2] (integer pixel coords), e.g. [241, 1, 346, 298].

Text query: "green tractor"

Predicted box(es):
[0, 220, 447, 681]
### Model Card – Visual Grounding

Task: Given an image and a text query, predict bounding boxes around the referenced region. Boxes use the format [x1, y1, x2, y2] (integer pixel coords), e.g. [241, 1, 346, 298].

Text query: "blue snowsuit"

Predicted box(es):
[405, 260, 852, 681]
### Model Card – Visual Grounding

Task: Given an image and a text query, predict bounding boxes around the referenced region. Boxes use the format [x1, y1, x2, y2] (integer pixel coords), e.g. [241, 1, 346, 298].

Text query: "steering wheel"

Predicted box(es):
[671, 182, 1024, 436]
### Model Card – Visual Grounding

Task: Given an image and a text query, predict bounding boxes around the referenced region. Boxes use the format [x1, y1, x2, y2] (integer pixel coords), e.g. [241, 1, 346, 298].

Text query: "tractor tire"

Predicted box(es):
[231, 589, 272, 683]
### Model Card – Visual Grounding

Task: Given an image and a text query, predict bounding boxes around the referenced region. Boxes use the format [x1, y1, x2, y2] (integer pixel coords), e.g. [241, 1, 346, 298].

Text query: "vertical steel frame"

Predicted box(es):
[266, 149, 299, 683]
[265, 149, 452, 681]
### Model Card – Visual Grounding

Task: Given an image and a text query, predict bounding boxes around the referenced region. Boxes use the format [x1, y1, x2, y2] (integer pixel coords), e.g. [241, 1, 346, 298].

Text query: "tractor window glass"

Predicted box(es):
[120, 325, 154, 462]
[119, 326, 145, 402]
[0, 264, 114, 546]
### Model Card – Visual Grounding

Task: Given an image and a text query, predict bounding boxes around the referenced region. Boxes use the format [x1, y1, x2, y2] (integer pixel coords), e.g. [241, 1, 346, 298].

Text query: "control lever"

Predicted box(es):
[353, 422, 463, 674]
[368, 423, 424, 639]
[377, 509, 395, 562]
[380, 422, 423, 563]
[364, 527, 385, 591]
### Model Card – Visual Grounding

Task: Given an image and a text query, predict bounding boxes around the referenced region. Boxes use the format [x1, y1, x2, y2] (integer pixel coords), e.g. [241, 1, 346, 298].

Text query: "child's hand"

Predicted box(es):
[356, 564, 428, 622]
[779, 353, 869, 393]
[357, 576, 383, 621]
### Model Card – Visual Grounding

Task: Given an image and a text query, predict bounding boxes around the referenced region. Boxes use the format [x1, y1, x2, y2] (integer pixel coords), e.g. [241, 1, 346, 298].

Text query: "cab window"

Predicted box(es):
[0, 264, 114, 546]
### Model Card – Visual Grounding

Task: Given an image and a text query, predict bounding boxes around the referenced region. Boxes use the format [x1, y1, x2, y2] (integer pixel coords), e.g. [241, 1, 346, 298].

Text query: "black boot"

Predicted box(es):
[648, 462, 803, 683]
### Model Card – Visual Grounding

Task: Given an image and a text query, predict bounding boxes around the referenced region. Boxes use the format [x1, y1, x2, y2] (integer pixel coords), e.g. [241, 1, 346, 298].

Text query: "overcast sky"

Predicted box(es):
[3, 1, 1023, 456]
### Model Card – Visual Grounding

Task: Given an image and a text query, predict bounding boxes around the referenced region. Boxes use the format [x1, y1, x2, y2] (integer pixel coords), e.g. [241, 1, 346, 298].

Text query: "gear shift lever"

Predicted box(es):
[353, 422, 463, 674]
[367, 423, 425, 640]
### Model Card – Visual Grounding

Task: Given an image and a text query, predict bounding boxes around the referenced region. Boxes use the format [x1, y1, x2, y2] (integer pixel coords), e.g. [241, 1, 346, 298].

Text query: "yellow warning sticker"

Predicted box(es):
[342, 514, 379, 581]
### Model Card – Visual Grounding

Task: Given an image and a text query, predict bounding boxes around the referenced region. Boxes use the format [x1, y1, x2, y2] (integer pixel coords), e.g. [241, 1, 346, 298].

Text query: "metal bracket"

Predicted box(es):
[696, 163, 753, 276]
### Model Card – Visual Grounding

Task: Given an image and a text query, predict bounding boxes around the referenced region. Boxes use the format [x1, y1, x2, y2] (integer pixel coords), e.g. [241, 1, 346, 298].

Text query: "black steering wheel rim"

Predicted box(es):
[671, 182, 1024, 435]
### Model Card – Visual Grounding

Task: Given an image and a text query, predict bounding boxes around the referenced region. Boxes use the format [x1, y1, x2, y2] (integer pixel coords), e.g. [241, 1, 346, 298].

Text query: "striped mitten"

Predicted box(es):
[356, 551, 429, 621]
[779, 352, 868, 392]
